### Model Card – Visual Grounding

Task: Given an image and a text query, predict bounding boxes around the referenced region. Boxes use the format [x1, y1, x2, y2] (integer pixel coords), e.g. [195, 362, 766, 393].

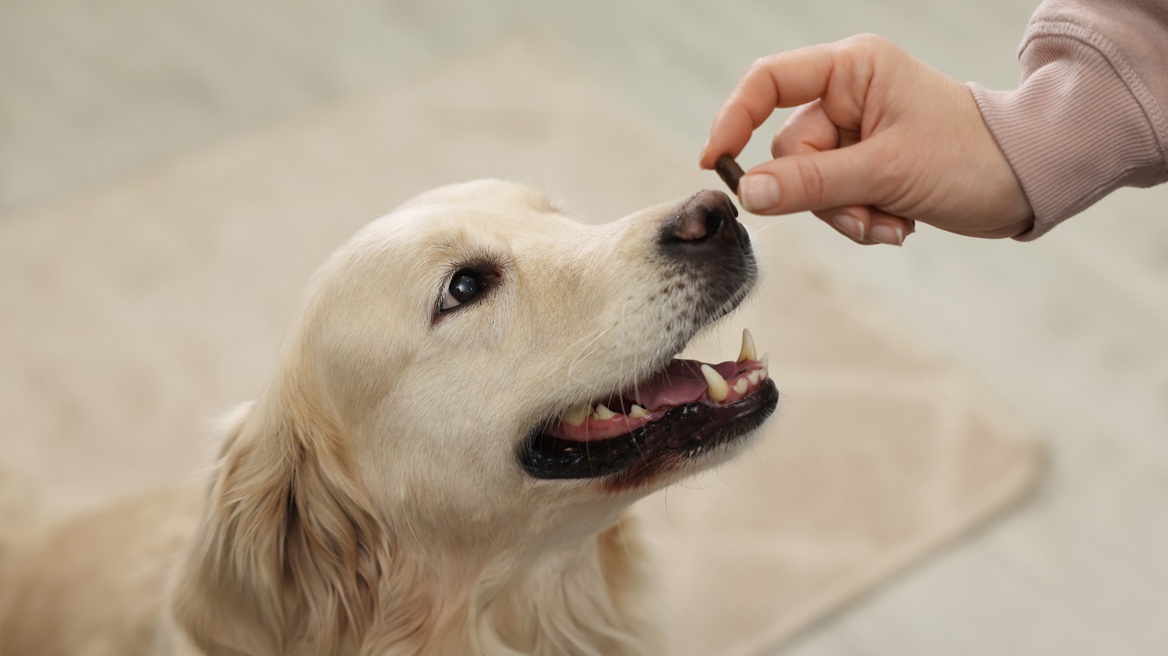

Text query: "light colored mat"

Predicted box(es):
[0, 37, 1042, 655]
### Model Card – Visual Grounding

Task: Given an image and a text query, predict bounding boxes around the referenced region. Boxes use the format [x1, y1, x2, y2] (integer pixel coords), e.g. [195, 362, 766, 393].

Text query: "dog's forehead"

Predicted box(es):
[374, 188, 584, 256]
[408, 179, 560, 211]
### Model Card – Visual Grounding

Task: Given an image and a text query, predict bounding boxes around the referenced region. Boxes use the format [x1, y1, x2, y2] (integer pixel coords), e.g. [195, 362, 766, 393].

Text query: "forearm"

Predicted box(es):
[967, 0, 1168, 240]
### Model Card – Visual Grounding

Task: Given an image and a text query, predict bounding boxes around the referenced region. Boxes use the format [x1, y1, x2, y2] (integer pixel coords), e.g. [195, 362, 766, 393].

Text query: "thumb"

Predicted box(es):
[736, 142, 883, 215]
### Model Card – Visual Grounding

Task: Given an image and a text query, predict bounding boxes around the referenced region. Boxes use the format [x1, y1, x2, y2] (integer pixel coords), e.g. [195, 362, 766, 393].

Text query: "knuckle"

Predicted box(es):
[792, 157, 827, 206]
[746, 56, 772, 76]
[749, 52, 793, 77]
[874, 148, 914, 200]
[771, 128, 798, 157]
[845, 33, 889, 50]
[837, 33, 898, 71]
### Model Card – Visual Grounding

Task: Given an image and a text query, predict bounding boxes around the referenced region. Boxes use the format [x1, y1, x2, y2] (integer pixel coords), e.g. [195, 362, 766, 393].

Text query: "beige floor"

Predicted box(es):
[2, 1, 1167, 655]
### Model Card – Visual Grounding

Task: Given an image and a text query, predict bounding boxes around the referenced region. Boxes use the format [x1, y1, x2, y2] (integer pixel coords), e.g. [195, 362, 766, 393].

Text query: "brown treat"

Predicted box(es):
[714, 155, 745, 193]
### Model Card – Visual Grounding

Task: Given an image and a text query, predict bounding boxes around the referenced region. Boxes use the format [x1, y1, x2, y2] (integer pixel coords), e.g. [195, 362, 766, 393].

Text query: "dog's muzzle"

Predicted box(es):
[518, 189, 778, 488]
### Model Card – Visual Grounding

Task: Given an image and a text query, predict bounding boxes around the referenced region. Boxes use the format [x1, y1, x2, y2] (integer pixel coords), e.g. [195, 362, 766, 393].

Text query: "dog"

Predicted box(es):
[0, 180, 777, 656]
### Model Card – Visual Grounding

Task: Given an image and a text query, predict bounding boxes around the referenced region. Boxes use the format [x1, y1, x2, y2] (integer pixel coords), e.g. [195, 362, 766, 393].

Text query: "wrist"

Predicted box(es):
[967, 30, 1164, 241]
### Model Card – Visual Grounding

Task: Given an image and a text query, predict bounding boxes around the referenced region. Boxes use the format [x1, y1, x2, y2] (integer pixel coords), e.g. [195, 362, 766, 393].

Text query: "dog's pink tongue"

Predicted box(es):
[631, 359, 738, 410]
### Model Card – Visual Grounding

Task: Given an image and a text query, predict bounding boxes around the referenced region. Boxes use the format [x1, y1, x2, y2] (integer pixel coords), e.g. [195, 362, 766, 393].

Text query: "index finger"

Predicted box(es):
[700, 40, 856, 170]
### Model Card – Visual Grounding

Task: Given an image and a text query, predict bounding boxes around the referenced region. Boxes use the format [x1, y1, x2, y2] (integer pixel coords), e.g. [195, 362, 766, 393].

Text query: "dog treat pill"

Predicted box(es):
[714, 155, 745, 194]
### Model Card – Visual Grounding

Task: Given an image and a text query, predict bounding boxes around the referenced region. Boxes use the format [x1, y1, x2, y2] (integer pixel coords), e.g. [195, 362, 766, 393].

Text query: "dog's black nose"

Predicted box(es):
[661, 190, 748, 251]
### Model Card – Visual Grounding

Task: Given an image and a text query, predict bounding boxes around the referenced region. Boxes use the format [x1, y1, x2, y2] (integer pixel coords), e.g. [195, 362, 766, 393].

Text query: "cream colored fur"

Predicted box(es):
[1, 181, 756, 656]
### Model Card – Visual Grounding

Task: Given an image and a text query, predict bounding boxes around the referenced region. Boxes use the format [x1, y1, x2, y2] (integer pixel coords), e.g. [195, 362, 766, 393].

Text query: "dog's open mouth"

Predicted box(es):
[520, 329, 779, 483]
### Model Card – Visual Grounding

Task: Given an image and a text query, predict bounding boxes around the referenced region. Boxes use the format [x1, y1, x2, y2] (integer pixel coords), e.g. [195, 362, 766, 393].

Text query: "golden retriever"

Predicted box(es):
[0, 180, 777, 656]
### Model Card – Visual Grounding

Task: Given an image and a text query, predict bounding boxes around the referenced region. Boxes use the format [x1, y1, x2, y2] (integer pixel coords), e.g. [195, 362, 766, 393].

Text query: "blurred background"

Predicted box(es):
[2, 0, 1167, 654]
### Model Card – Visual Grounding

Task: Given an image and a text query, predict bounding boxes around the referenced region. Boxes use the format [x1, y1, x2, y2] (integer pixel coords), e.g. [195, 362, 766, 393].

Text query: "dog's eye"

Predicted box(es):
[441, 269, 484, 311]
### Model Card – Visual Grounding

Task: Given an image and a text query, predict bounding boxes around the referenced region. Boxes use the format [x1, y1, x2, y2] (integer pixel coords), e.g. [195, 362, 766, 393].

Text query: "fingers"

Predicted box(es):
[812, 206, 915, 245]
[701, 34, 917, 246]
[700, 40, 867, 169]
[767, 101, 911, 245]
[770, 100, 839, 158]
[737, 137, 887, 214]
[867, 212, 915, 245]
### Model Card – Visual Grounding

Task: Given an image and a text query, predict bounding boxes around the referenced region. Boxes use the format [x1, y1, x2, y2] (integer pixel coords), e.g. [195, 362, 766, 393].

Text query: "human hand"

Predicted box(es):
[700, 34, 1033, 245]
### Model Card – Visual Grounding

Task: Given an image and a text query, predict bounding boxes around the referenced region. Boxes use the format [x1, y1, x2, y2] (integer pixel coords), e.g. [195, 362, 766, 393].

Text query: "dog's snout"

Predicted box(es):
[661, 190, 748, 253]
[668, 190, 735, 242]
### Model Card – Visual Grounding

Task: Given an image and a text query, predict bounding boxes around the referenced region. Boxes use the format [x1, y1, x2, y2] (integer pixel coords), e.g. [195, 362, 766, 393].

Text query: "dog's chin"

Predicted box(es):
[518, 338, 778, 491]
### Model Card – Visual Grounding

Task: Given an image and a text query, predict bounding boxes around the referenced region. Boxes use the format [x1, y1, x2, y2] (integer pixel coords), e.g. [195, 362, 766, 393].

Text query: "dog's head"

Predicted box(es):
[175, 180, 776, 653]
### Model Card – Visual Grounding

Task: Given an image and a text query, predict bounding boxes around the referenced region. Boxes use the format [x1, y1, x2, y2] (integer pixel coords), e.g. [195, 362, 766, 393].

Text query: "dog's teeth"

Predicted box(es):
[562, 403, 591, 426]
[592, 404, 616, 420]
[737, 328, 758, 363]
[733, 378, 749, 395]
[747, 370, 761, 385]
[701, 364, 729, 402]
[760, 353, 769, 380]
[629, 404, 648, 419]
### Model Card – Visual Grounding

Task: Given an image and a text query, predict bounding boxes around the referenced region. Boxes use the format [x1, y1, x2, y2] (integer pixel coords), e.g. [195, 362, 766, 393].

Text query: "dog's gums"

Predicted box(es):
[520, 329, 779, 482]
[547, 329, 768, 442]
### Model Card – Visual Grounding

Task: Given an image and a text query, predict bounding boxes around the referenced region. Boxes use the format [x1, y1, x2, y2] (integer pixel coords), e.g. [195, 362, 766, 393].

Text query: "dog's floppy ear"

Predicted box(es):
[172, 393, 387, 655]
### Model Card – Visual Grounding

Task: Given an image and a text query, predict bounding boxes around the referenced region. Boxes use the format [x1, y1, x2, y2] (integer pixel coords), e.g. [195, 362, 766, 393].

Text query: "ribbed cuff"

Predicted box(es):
[968, 32, 1165, 241]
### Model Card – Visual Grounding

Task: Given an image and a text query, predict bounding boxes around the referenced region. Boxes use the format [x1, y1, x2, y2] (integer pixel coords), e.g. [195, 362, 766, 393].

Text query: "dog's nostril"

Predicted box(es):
[705, 213, 724, 239]
[667, 189, 738, 244]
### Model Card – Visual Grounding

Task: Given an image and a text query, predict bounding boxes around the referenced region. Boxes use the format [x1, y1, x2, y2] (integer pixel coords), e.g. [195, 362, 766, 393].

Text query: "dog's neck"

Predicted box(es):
[169, 503, 660, 656]
[353, 510, 659, 656]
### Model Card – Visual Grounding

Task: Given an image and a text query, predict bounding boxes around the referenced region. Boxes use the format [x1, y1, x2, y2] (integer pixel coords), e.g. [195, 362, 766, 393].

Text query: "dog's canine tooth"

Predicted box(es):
[737, 328, 757, 363]
[733, 379, 749, 395]
[562, 403, 591, 426]
[760, 353, 769, 380]
[592, 404, 617, 421]
[629, 404, 648, 419]
[701, 364, 729, 402]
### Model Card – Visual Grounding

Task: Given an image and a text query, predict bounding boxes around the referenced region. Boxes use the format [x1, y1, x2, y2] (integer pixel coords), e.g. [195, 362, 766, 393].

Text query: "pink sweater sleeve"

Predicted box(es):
[967, 0, 1168, 240]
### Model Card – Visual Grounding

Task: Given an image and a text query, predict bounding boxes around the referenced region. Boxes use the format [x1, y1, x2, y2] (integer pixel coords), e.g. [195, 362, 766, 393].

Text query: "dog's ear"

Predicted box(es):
[172, 396, 387, 655]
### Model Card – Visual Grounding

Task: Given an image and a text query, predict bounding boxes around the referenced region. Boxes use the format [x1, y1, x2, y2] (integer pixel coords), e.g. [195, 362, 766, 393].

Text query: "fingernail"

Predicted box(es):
[832, 215, 866, 242]
[739, 175, 781, 212]
[868, 225, 904, 246]
[699, 139, 710, 166]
